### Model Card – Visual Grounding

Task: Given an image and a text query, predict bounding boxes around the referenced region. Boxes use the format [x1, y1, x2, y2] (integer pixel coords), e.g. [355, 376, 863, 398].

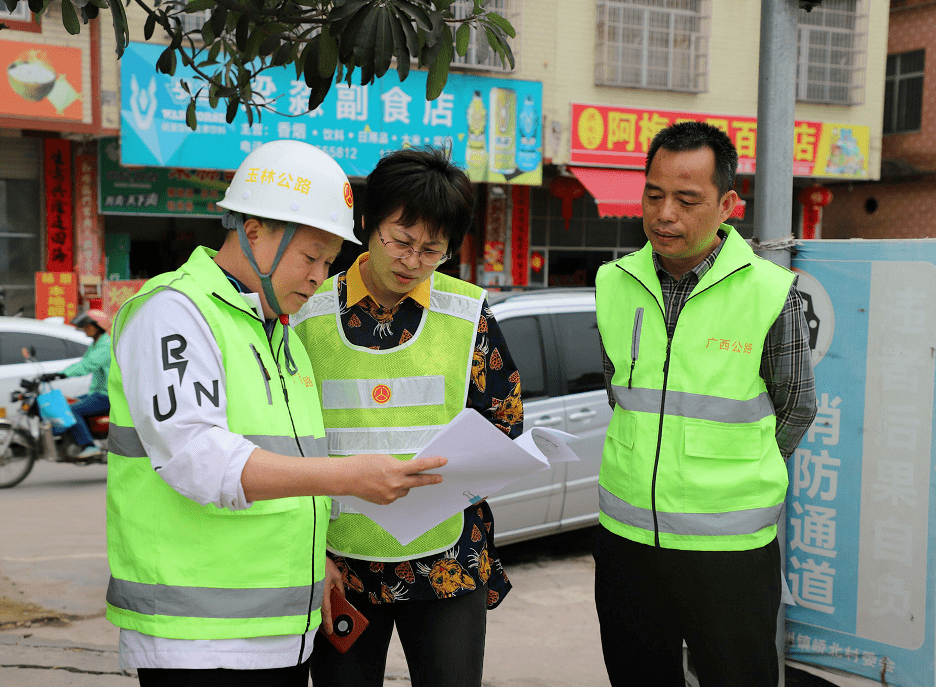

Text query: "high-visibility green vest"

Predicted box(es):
[595, 226, 795, 552]
[293, 271, 485, 562]
[105, 246, 331, 640]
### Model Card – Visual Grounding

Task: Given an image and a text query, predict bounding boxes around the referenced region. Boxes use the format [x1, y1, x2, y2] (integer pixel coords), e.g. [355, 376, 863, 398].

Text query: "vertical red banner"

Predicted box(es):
[484, 187, 508, 273]
[44, 138, 74, 272]
[510, 186, 530, 286]
[75, 147, 105, 280]
[35, 271, 78, 321]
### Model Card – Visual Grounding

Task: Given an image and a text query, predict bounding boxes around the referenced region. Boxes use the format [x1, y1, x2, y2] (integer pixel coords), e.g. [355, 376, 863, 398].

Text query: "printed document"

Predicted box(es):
[332, 408, 579, 545]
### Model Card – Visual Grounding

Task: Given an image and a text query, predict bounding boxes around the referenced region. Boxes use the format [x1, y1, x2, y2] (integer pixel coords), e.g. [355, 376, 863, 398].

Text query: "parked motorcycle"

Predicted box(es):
[0, 377, 108, 488]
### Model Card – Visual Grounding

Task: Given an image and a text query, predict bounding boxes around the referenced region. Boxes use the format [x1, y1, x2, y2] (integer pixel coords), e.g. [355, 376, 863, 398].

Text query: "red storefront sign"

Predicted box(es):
[570, 103, 870, 179]
[44, 138, 74, 272]
[510, 186, 530, 286]
[35, 271, 78, 321]
[104, 280, 147, 322]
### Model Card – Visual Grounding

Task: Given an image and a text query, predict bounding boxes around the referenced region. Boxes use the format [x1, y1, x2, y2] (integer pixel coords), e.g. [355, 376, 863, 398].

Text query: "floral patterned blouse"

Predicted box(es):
[328, 255, 522, 609]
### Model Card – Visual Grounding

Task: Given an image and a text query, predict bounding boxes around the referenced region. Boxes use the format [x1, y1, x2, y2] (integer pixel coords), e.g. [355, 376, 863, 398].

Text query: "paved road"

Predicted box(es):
[0, 460, 610, 686]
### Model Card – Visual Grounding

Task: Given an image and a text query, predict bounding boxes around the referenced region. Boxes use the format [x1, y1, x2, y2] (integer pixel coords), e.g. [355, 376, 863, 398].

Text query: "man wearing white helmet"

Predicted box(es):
[104, 140, 447, 687]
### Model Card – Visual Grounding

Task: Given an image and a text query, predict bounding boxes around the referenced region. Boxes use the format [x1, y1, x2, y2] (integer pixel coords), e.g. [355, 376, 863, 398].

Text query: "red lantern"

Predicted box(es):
[798, 185, 833, 240]
[549, 175, 586, 230]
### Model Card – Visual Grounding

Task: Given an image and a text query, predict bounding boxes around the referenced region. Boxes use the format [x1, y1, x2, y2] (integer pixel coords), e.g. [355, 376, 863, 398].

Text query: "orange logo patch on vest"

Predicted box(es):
[343, 181, 354, 208]
[372, 384, 392, 404]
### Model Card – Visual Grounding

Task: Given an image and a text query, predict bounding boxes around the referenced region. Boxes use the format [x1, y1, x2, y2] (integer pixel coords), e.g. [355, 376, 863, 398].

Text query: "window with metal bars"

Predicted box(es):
[175, 1, 211, 34]
[796, 0, 867, 105]
[0, 3, 30, 21]
[449, 0, 519, 71]
[884, 50, 924, 134]
[594, 0, 709, 93]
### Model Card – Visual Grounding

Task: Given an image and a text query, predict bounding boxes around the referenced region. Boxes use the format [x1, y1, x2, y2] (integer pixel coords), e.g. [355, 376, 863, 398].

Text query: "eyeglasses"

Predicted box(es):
[376, 227, 451, 266]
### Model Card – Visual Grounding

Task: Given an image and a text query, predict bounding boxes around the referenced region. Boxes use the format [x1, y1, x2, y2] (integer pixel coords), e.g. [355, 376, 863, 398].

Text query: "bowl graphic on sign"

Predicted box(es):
[7, 51, 57, 102]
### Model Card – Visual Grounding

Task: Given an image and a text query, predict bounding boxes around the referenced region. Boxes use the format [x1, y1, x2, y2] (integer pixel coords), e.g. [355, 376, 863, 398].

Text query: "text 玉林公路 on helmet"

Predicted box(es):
[217, 140, 359, 244]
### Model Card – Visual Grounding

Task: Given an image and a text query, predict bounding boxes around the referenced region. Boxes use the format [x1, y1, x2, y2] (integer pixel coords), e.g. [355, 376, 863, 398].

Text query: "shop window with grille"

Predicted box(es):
[449, 0, 519, 71]
[595, 0, 709, 93]
[884, 50, 924, 134]
[796, 0, 866, 105]
[0, 179, 41, 317]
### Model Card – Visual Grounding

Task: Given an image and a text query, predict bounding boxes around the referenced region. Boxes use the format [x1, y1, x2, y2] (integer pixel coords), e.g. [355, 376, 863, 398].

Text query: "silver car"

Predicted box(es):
[486, 288, 610, 545]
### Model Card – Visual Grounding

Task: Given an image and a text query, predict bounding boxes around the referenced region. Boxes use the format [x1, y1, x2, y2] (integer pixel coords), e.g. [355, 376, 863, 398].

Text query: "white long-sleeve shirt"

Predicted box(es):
[113, 289, 315, 670]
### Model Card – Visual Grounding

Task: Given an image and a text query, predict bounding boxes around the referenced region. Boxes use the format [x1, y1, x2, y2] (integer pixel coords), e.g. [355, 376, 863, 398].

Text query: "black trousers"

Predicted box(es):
[137, 658, 310, 687]
[311, 586, 487, 687]
[593, 526, 781, 687]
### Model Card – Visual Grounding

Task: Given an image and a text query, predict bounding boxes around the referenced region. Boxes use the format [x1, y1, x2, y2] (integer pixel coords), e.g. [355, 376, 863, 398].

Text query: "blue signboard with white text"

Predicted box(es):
[787, 240, 936, 686]
[120, 41, 542, 184]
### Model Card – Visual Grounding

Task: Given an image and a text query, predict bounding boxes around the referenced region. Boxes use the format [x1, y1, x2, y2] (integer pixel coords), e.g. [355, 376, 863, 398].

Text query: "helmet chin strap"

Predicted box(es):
[223, 211, 300, 376]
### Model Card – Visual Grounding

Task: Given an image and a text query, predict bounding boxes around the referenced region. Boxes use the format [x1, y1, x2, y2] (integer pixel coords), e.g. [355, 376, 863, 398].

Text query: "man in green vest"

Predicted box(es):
[293, 147, 522, 687]
[105, 140, 446, 687]
[594, 121, 817, 686]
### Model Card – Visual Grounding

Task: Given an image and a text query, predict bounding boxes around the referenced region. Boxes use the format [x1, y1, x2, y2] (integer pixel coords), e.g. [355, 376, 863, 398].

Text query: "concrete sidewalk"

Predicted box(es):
[0, 529, 608, 687]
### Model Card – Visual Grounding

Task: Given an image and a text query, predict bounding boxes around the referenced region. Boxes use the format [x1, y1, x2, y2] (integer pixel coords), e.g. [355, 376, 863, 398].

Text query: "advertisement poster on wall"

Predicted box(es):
[787, 240, 936, 686]
[1, 40, 83, 121]
[120, 41, 542, 185]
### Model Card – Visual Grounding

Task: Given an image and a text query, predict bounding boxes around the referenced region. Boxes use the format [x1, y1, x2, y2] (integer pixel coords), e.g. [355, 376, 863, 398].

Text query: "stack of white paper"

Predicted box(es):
[332, 408, 579, 545]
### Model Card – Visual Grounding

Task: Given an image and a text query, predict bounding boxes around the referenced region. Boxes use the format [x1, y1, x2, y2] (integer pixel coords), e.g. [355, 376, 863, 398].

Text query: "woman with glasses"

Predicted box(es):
[294, 146, 522, 687]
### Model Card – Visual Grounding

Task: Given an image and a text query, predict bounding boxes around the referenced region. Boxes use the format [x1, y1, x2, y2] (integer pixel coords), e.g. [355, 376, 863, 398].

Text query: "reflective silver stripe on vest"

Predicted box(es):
[109, 424, 147, 457]
[321, 376, 445, 410]
[429, 290, 482, 322]
[325, 425, 445, 455]
[291, 291, 336, 326]
[244, 434, 328, 458]
[599, 486, 782, 537]
[610, 386, 775, 424]
[109, 425, 325, 459]
[107, 576, 324, 620]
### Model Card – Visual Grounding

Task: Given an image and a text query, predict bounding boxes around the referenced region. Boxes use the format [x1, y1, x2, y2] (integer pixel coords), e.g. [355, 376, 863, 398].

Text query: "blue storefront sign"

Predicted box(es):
[120, 41, 542, 185]
[788, 240, 936, 687]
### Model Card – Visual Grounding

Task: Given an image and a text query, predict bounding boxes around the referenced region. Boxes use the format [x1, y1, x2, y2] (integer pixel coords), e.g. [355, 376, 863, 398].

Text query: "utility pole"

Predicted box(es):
[754, 0, 799, 270]
[754, 1, 801, 684]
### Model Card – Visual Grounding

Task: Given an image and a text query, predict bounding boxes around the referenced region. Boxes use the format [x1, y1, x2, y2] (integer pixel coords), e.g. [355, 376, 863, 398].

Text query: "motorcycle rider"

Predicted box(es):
[40, 308, 111, 459]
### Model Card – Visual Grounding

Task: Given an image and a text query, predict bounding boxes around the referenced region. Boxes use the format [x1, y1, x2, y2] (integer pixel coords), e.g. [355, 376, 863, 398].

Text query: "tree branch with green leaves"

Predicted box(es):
[1, 0, 515, 130]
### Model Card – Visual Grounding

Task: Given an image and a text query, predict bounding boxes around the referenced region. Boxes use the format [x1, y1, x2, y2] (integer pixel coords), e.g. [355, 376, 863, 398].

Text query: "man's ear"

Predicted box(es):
[243, 218, 262, 246]
[718, 190, 739, 225]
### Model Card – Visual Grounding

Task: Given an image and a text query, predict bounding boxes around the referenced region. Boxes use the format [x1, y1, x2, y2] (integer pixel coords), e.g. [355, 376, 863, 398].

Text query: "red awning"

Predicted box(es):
[568, 166, 745, 219]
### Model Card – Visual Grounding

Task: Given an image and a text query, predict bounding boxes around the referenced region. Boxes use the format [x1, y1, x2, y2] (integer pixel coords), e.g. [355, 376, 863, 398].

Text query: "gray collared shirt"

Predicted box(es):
[599, 232, 818, 459]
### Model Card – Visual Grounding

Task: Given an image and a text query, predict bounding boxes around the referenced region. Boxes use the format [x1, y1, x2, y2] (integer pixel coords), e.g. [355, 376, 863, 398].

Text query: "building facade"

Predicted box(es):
[520, 0, 887, 283]
[0, 0, 119, 316]
[821, 0, 936, 239]
[0, 0, 890, 317]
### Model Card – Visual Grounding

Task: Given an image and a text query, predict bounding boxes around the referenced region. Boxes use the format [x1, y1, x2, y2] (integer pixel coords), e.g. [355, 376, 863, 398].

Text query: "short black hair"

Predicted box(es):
[224, 216, 288, 233]
[361, 146, 474, 256]
[645, 121, 738, 197]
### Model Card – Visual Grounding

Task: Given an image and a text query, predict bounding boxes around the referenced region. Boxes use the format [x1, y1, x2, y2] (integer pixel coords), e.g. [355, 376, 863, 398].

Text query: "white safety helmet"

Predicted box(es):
[217, 139, 359, 244]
